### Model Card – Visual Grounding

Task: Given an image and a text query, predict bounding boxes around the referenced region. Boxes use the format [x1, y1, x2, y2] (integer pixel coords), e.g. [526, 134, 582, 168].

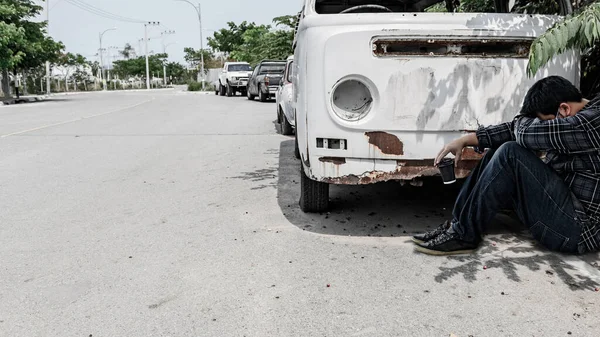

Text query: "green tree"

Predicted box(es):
[207, 21, 257, 55]
[228, 16, 296, 65]
[112, 53, 168, 79]
[1, 0, 62, 97]
[119, 43, 135, 60]
[527, 1, 600, 95]
[88, 60, 100, 79]
[165, 61, 190, 84]
[183, 47, 219, 68]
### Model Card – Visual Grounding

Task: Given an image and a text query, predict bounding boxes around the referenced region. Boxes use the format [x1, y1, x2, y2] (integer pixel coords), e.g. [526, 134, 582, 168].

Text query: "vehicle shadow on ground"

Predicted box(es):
[273, 139, 600, 290]
[275, 139, 512, 238]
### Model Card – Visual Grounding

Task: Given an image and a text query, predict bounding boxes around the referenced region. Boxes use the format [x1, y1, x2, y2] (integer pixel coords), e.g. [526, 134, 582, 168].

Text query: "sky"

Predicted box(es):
[41, 0, 303, 65]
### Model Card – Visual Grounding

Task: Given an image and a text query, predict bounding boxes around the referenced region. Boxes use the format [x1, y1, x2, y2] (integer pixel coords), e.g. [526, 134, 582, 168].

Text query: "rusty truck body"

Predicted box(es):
[293, 0, 580, 212]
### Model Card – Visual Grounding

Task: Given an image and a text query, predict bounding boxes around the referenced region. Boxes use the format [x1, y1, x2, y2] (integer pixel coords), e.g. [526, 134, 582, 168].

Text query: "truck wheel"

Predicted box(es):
[259, 86, 268, 102]
[281, 110, 293, 136]
[299, 166, 329, 213]
[240, 89, 247, 97]
[294, 132, 301, 159]
[219, 84, 226, 96]
[226, 84, 233, 97]
[247, 87, 255, 100]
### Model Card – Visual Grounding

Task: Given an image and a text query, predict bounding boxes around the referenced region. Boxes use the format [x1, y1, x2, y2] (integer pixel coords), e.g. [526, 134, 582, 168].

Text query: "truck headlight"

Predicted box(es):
[331, 78, 373, 121]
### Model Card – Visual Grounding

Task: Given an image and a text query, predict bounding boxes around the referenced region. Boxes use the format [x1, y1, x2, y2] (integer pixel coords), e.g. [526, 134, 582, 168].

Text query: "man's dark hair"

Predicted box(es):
[519, 76, 583, 118]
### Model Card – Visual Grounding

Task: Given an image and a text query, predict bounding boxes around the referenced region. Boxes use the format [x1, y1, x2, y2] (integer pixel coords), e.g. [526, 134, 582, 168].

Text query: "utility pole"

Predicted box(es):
[144, 22, 160, 90]
[174, 0, 205, 90]
[46, 0, 51, 95]
[198, 3, 205, 90]
[99, 28, 117, 91]
[106, 46, 118, 90]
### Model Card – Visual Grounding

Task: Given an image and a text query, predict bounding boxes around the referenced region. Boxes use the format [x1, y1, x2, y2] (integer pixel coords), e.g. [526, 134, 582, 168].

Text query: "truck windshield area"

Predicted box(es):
[228, 64, 252, 72]
[259, 64, 286, 74]
[314, 0, 567, 15]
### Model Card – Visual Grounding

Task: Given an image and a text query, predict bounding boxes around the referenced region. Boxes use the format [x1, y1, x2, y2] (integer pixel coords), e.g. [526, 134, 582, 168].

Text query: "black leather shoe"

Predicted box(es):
[415, 230, 479, 256]
[412, 221, 451, 244]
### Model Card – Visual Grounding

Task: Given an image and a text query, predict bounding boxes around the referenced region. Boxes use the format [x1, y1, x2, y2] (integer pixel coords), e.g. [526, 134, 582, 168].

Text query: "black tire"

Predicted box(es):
[294, 132, 301, 159]
[281, 109, 293, 136]
[215, 89, 219, 95]
[247, 86, 255, 100]
[241, 89, 247, 97]
[226, 84, 233, 97]
[219, 83, 226, 96]
[259, 86, 268, 102]
[299, 166, 329, 213]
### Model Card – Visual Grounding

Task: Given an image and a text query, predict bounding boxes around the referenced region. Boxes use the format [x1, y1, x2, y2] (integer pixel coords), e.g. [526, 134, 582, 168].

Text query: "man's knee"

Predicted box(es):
[494, 142, 529, 161]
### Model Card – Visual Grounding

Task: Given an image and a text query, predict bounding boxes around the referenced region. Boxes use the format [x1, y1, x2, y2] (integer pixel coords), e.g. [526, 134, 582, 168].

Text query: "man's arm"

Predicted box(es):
[435, 122, 515, 166]
[515, 110, 600, 153]
[475, 121, 516, 150]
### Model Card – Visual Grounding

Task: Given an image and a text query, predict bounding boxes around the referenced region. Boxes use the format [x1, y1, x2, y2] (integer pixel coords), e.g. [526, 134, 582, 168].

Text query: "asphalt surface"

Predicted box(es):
[1, 88, 599, 337]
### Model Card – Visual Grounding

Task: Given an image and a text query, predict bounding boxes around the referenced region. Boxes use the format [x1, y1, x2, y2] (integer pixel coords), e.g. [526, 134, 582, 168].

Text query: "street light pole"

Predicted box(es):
[175, 0, 205, 90]
[163, 42, 176, 86]
[99, 27, 117, 91]
[198, 3, 205, 90]
[161, 31, 176, 87]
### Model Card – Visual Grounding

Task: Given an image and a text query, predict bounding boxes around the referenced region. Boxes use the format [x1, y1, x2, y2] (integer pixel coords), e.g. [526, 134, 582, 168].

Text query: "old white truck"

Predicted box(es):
[293, 0, 580, 212]
[218, 62, 253, 97]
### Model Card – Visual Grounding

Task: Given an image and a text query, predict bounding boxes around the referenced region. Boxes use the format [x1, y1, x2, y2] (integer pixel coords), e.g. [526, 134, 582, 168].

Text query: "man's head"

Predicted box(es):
[520, 76, 586, 120]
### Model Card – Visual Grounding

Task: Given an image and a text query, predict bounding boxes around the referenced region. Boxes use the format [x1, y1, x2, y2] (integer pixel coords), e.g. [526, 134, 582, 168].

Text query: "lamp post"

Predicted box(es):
[99, 27, 117, 91]
[161, 30, 176, 86]
[174, 0, 205, 90]
[106, 46, 119, 89]
[163, 42, 177, 86]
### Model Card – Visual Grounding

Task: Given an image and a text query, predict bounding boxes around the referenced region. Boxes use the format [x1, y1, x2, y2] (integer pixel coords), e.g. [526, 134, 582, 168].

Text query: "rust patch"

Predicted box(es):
[461, 148, 485, 161]
[319, 157, 346, 165]
[321, 158, 480, 185]
[365, 132, 404, 155]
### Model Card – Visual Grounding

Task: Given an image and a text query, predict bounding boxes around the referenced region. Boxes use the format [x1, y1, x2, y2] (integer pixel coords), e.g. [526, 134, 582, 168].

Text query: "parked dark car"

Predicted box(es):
[246, 60, 287, 102]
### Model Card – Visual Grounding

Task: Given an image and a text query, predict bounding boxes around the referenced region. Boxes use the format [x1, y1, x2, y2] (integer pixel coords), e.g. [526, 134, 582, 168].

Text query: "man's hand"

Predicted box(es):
[435, 138, 466, 167]
[435, 133, 479, 167]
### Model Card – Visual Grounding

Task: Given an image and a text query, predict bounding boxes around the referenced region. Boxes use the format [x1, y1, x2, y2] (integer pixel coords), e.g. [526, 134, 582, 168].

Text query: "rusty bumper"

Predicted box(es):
[318, 148, 483, 185]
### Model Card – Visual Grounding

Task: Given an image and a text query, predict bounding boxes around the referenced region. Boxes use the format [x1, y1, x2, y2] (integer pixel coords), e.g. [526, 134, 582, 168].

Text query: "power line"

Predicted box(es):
[64, 0, 146, 23]
[50, 0, 65, 11]
[67, 0, 145, 23]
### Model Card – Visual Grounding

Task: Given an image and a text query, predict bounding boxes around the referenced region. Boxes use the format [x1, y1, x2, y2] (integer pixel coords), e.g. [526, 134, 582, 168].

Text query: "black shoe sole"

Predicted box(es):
[414, 245, 477, 256]
[411, 237, 425, 244]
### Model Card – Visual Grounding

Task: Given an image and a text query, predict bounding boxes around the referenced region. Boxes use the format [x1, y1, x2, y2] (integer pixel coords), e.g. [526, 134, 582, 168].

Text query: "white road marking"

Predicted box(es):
[0, 98, 155, 138]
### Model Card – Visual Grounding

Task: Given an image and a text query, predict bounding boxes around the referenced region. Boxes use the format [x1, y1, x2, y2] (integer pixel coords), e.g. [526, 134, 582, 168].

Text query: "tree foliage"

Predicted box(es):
[112, 53, 168, 78]
[183, 47, 220, 69]
[527, 1, 600, 95]
[166, 61, 192, 83]
[207, 21, 257, 54]
[119, 43, 135, 60]
[214, 15, 298, 66]
[0, 0, 63, 71]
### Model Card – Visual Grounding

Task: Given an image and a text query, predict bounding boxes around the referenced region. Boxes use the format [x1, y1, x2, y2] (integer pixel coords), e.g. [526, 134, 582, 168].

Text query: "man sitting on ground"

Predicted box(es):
[413, 76, 600, 256]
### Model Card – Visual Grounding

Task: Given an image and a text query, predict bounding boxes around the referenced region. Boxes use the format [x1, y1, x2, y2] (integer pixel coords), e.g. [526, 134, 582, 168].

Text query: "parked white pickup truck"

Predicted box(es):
[218, 62, 253, 97]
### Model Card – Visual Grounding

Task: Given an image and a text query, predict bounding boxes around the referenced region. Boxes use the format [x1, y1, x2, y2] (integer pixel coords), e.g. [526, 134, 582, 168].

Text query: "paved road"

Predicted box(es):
[1, 89, 599, 336]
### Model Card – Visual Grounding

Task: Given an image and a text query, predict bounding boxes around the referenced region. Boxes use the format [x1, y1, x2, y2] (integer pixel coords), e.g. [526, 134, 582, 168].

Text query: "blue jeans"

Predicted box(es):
[452, 142, 583, 253]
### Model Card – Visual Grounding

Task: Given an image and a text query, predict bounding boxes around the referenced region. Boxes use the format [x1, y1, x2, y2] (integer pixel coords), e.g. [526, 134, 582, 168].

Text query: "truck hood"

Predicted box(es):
[228, 71, 252, 77]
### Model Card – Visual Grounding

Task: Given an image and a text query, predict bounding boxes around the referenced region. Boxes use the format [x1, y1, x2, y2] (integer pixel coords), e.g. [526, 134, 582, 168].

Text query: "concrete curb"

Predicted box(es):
[1, 95, 48, 106]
